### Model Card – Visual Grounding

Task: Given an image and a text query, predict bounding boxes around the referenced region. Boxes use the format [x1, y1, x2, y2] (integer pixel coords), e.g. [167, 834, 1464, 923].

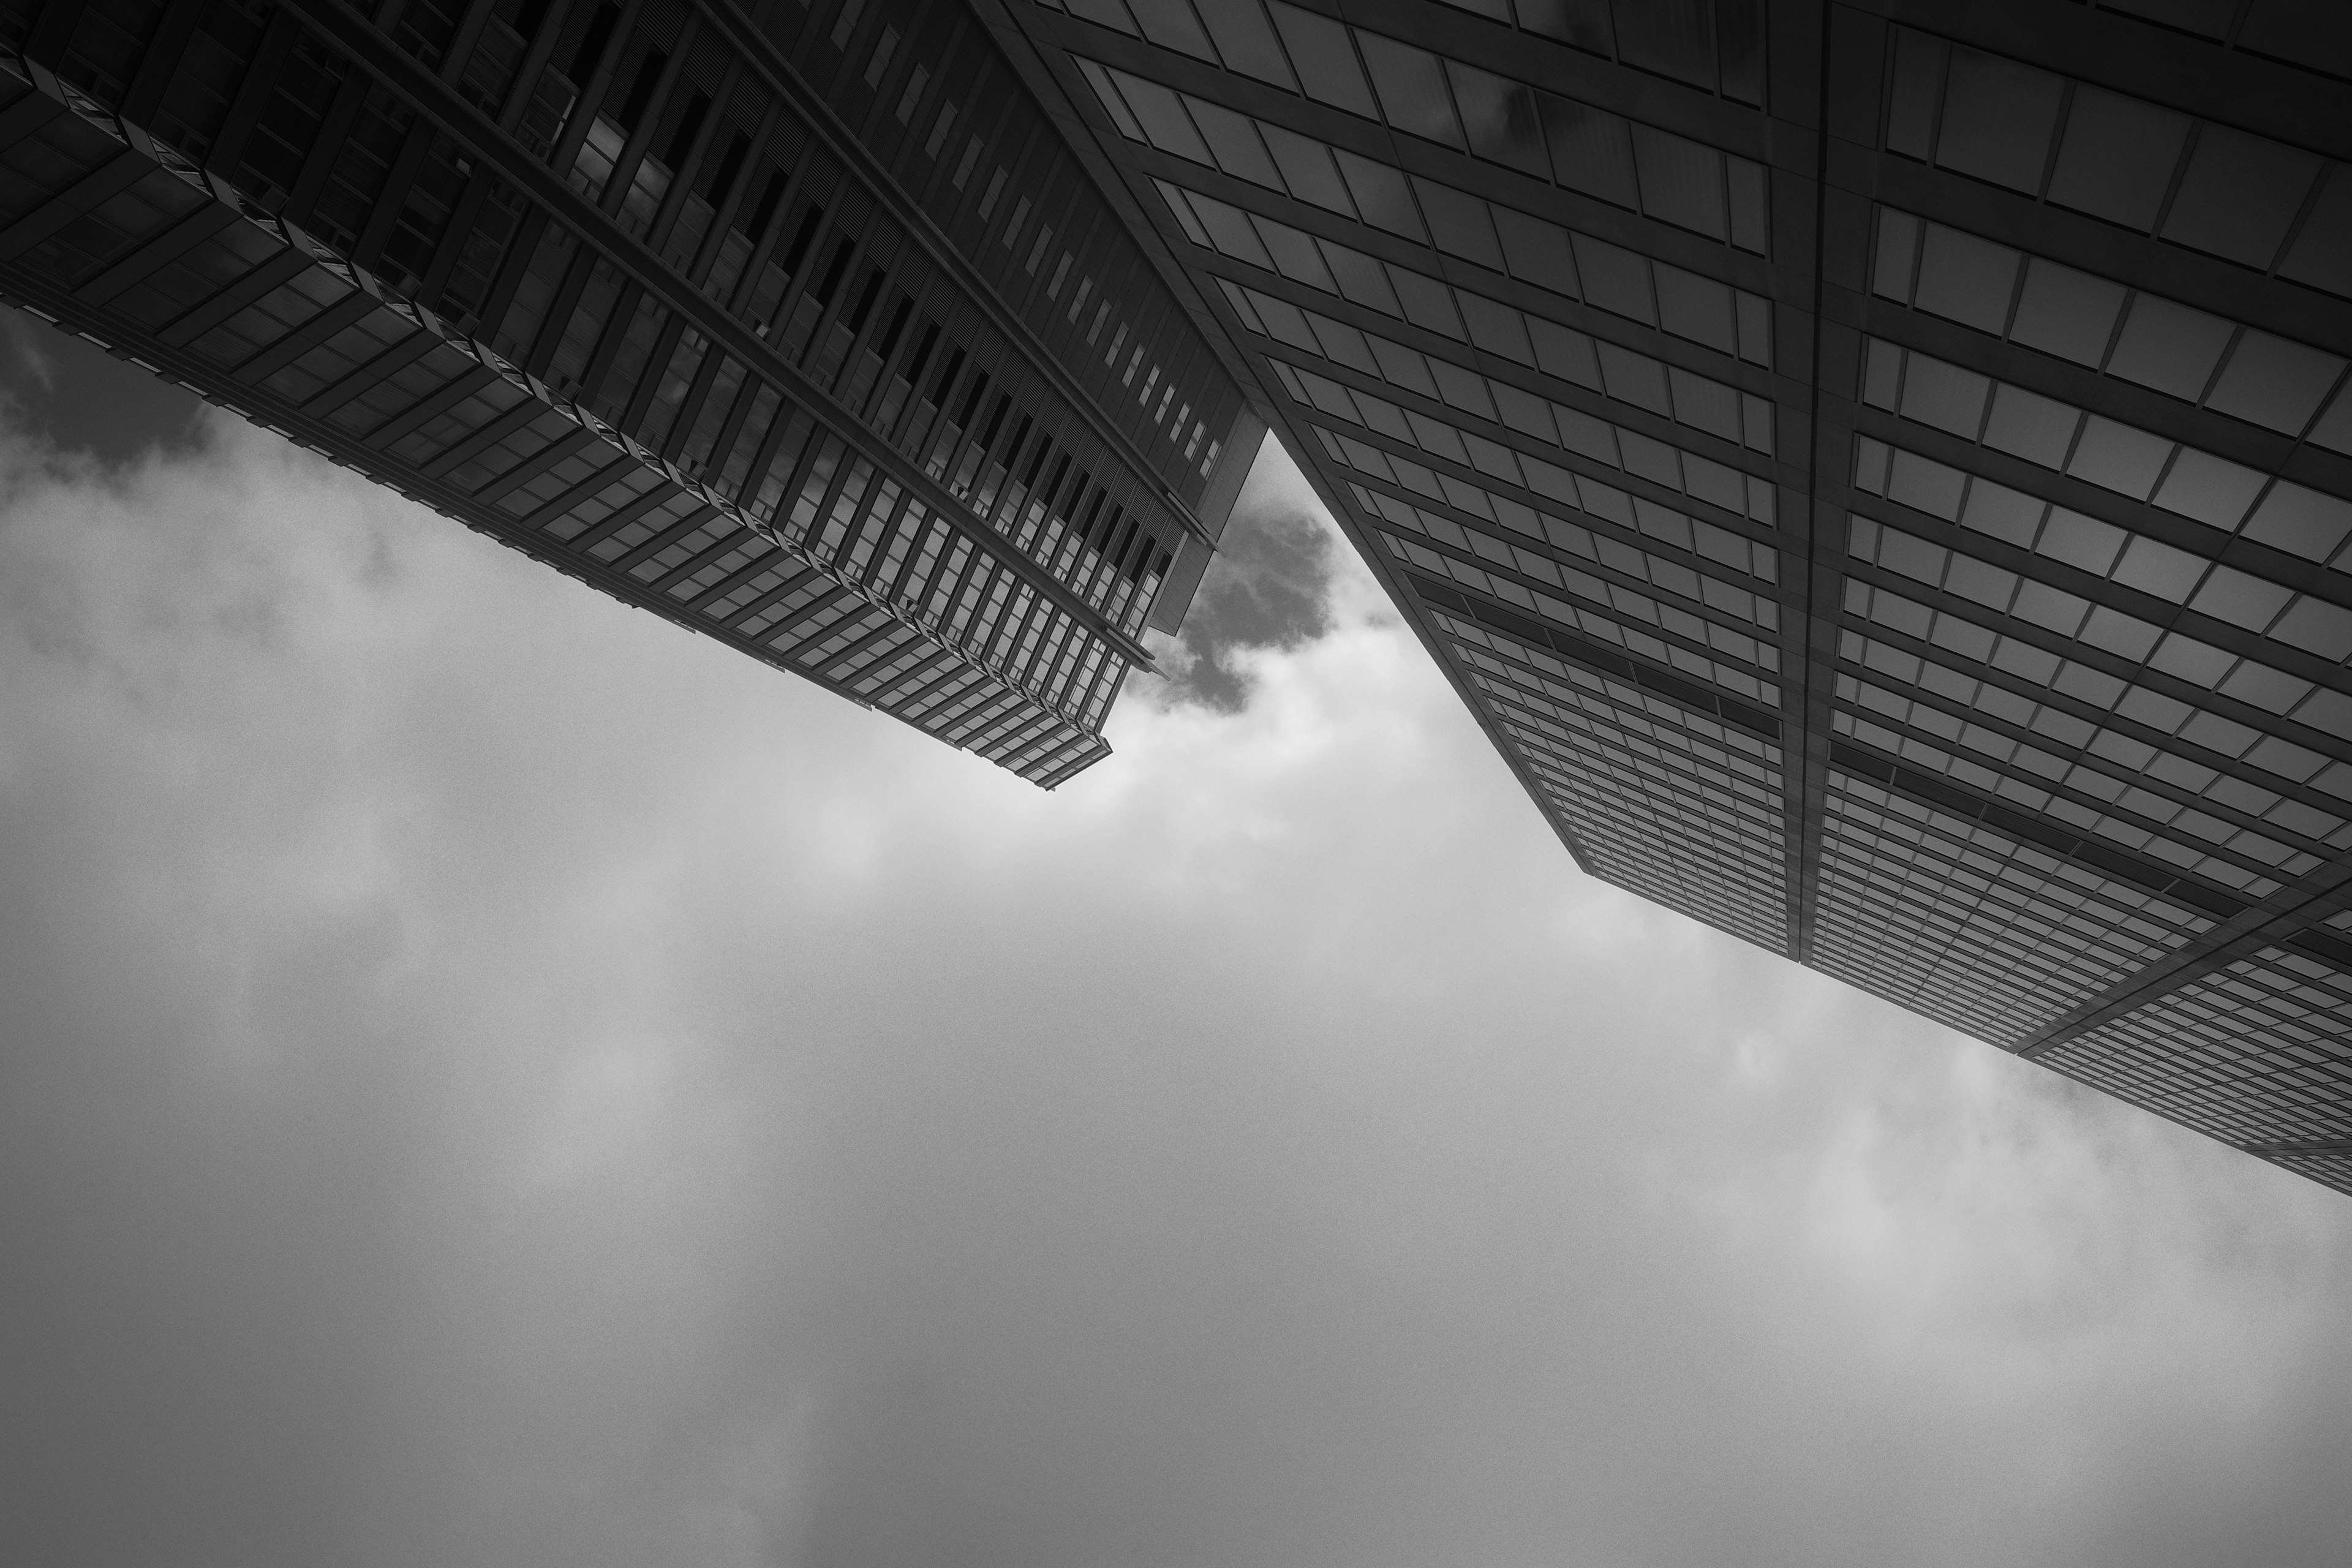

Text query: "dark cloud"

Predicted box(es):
[1153, 439, 1338, 711]
[3, 411, 2351, 1568]
[0, 308, 205, 468]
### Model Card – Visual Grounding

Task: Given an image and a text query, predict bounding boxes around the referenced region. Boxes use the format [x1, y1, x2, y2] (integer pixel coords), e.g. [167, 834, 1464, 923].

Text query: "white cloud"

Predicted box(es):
[3, 413, 2350, 1568]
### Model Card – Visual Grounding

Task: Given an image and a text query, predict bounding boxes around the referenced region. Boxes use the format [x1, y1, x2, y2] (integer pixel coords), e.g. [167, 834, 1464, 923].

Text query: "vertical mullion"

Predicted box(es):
[204, 9, 302, 178]
[119, 0, 209, 124]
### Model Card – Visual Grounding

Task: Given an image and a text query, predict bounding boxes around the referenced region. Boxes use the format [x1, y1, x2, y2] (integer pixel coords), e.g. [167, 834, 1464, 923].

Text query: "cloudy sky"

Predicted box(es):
[4, 307, 2351, 1568]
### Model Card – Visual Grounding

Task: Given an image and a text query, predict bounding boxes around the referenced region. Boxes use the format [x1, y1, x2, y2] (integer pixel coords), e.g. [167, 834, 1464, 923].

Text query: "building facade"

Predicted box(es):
[979, 0, 2352, 1194]
[0, 0, 1261, 786]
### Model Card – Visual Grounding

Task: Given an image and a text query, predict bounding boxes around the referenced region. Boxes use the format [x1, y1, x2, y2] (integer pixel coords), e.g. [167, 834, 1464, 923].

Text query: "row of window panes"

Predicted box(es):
[1853, 345, 2352, 582]
[1509, 727, 1784, 881]
[1873, 207, 2352, 449]
[2046, 953, 2352, 1140]
[1156, 176, 1773, 368]
[1836, 625, 2350, 859]
[1391, 530, 1777, 698]
[1289, 360, 1770, 538]
[1291, 356, 1773, 535]
[1439, 613, 1783, 817]
[1359, 480, 1776, 625]
[1438, 613, 1782, 768]
[486, 187, 1182, 634]
[1496, 728, 1785, 873]
[1884, 26, 2352, 296]
[1231, 281, 1771, 455]
[1850, 432, 2352, 684]
[1046, 0, 1764, 105]
[60, 88, 1128, 752]
[1844, 503, 2352, 756]
[1463, 668, 1783, 823]
[1376, 493, 1780, 642]
[1826, 774, 2214, 944]
[1838, 571, 2352, 844]
[1076, 53, 1767, 255]
[799, 0, 1237, 478]
[1832, 673, 2310, 895]
[453, 0, 1234, 500]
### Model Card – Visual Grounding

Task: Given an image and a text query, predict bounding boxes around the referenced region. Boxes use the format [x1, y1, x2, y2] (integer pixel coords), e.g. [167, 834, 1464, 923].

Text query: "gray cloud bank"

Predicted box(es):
[3, 398, 2351, 1568]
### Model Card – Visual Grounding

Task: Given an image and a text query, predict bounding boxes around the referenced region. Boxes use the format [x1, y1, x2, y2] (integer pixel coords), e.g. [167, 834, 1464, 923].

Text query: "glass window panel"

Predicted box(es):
[1126, 0, 1218, 60]
[2161, 125, 2323, 269]
[1886, 29, 1943, 160]
[1188, 98, 1280, 187]
[2204, 331, 2345, 435]
[1538, 95, 1637, 209]
[1982, 383, 2080, 467]
[2111, 535, 2210, 601]
[1413, 178, 1505, 269]
[1357, 33, 1464, 149]
[1936, 48, 2064, 193]
[1887, 449, 1966, 518]
[1912, 223, 2019, 333]
[1531, 318, 1601, 386]
[1629, 124, 1724, 240]
[2272, 595, 2352, 661]
[1574, 236, 1656, 324]
[1191, 0, 1298, 88]
[2035, 509, 2125, 574]
[2305, 385, 2352, 455]
[1653, 268, 1734, 352]
[2189, 565, 2294, 631]
[1118, 74, 1212, 163]
[1334, 149, 1425, 239]
[1596, 342, 1672, 415]
[1269, 3, 1377, 117]
[2065, 416, 2172, 499]
[1899, 353, 1992, 437]
[2279, 165, 2352, 299]
[2046, 88, 2190, 230]
[2152, 448, 2266, 528]
[1615, 0, 1717, 90]
[2217, 660, 2310, 714]
[1517, 0, 1615, 52]
[1962, 480, 2046, 546]
[1448, 62, 1548, 179]
[1390, 266, 1464, 336]
[2010, 258, 2125, 367]
[2241, 481, 2352, 564]
[1495, 207, 1580, 298]
[2106, 294, 2234, 400]
[1874, 209, 1921, 300]
[1261, 124, 1353, 214]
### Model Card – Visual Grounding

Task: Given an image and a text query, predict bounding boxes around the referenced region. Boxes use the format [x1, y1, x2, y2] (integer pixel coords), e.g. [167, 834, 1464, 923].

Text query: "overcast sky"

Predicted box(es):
[4, 309, 2351, 1568]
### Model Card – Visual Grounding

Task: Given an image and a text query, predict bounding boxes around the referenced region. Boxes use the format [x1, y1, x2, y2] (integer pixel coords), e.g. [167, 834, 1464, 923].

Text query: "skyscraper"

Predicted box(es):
[0, 0, 1260, 786]
[977, 0, 2352, 1193]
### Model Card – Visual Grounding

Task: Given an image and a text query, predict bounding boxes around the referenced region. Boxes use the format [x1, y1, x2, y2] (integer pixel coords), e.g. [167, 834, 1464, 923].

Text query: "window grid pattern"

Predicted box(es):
[1156, 175, 1774, 369]
[1814, 773, 2215, 1049]
[0, 45, 1133, 786]
[1073, 51, 1769, 255]
[2042, 948, 2352, 1155]
[1884, 26, 2352, 296]
[1432, 611, 1787, 951]
[1871, 207, 2352, 451]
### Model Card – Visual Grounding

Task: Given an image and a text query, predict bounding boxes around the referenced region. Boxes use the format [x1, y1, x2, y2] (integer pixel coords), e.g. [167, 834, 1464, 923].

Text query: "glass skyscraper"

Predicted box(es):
[979, 0, 2352, 1194]
[6, 0, 2352, 1194]
[0, 0, 1260, 786]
